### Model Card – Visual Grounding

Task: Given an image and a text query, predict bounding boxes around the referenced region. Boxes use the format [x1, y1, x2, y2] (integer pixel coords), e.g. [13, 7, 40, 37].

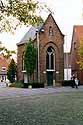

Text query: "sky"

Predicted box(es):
[0, 0, 83, 52]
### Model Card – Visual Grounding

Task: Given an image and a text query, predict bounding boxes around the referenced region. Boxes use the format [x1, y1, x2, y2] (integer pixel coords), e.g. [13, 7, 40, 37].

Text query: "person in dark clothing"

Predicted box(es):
[71, 76, 75, 88]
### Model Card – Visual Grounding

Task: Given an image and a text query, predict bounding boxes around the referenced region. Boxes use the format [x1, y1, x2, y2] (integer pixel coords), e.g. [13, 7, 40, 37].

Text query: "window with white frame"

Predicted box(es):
[46, 46, 55, 70]
[2, 67, 6, 71]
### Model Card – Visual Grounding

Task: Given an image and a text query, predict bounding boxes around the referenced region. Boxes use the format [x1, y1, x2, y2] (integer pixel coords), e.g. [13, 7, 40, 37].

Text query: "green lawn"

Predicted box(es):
[0, 91, 83, 125]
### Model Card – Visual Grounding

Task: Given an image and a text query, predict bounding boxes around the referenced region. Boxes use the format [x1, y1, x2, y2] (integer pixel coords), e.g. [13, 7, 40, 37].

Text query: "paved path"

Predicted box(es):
[0, 82, 6, 88]
[0, 87, 83, 125]
[0, 86, 83, 99]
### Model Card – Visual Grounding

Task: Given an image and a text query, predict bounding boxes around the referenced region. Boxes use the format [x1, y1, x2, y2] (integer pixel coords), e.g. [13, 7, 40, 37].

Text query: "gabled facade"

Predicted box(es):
[71, 25, 83, 83]
[17, 14, 64, 86]
[0, 54, 9, 82]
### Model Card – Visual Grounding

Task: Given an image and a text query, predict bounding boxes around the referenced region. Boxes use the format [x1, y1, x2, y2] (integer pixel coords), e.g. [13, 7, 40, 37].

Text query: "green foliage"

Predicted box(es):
[7, 59, 17, 83]
[24, 39, 37, 77]
[62, 80, 71, 86]
[0, 0, 44, 32]
[24, 82, 44, 88]
[3, 49, 16, 59]
[77, 40, 83, 69]
[0, 41, 16, 59]
[9, 82, 23, 88]
[28, 82, 44, 88]
[5, 0, 43, 25]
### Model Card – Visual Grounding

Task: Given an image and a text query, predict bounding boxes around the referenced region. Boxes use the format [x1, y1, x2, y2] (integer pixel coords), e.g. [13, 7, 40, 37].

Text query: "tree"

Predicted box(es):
[0, 0, 53, 33]
[7, 59, 17, 83]
[24, 38, 37, 82]
[0, 41, 16, 59]
[77, 40, 83, 69]
[0, 0, 44, 33]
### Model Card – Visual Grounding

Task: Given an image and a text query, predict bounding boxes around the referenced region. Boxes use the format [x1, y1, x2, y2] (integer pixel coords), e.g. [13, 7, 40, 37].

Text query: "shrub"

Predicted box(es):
[23, 83, 28, 88]
[62, 80, 71, 86]
[9, 82, 24, 88]
[9, 82, 44, 88]
[24, 39, 37, 83]
[24, 82, 44, 88]
[7, 59, 17, 83]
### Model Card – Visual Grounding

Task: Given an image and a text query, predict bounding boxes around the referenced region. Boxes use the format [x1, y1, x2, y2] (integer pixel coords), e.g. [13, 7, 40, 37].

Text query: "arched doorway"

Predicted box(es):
[46, 46, 55, 86]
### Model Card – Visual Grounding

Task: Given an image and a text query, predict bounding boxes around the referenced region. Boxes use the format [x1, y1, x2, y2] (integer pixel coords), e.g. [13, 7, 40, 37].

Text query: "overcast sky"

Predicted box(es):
[0, 0, 83, 52]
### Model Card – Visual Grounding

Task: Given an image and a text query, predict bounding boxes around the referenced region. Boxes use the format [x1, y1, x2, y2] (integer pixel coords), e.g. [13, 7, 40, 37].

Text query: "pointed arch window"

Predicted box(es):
[46, 46, 55, 70]
[22, 53, 25, 71]
[49, 26, 53, 36]
[74, 42, 76, 50]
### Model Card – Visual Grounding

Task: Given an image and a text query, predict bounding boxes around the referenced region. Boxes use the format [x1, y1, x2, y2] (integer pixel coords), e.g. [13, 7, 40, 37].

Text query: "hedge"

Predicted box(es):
[62, 80, 71, 86]
[24, 82, 44, 88]
[9, 82, 24, 88]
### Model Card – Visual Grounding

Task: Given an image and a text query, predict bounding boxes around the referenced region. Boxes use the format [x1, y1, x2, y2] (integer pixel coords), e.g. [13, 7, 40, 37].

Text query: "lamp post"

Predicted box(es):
[36, 29, 40, 83]
[65, 33, 68, 80]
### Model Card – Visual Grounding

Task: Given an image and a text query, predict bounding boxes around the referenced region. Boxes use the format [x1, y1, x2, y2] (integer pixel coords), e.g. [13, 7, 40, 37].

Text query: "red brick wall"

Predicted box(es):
[17, 14, 64, 85]
[17, 44, 25, 82]
[39, 14, 64, 84]
[71, 27, 83, 83]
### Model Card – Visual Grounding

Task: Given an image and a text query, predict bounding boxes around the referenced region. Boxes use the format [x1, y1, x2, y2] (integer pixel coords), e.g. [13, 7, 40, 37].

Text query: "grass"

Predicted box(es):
[0, 91, 83, 124]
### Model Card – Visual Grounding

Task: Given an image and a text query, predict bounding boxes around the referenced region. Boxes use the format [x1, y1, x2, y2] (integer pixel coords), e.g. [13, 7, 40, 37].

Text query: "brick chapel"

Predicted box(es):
[17, 14, 64, 86]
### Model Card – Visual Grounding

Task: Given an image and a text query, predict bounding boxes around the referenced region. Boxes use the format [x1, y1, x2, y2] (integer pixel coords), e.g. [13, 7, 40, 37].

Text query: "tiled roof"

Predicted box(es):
[17, 23, 44, 46]
[0, 58, 8, 70]
[74, 25, 83, 40]
[17, 26, 37, 46]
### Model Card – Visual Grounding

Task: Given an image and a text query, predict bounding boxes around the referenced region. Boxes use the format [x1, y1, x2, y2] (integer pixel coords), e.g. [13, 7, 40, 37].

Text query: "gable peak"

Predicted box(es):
[47, 13, 54, 20]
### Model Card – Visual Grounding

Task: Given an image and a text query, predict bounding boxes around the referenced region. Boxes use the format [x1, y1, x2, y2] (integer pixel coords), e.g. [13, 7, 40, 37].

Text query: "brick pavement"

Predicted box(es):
[0, 86, 83, 99]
